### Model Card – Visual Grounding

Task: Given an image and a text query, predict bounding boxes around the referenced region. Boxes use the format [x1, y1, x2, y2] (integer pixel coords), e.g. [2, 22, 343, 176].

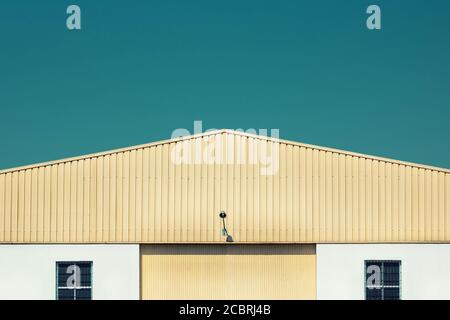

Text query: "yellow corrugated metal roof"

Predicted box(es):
[0, 129, 449, 243]
[1, 129, 449, 174]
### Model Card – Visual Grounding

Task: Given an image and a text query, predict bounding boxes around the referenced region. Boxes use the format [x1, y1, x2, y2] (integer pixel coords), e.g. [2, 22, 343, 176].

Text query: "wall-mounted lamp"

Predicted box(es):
[219, 211, 233, 242]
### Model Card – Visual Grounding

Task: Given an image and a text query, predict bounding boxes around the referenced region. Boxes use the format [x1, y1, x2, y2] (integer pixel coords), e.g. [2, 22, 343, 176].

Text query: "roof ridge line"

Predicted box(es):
[0, 128, 449, 174]
[0, 129, 227, 174]
[222, 129, 450, 173]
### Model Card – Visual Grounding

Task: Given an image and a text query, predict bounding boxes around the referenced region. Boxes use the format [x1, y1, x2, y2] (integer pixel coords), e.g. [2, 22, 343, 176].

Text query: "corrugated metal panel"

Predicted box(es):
[140, 244, 316, 299]
[0, 130, 449, 243]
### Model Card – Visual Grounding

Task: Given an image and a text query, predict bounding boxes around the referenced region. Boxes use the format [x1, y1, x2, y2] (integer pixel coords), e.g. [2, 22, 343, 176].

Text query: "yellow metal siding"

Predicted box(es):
[140, 244, 316, 300]
[0, 131, 449, 243]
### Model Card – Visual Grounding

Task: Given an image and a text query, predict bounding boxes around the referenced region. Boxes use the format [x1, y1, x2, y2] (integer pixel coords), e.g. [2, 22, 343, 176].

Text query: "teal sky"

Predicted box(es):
[1, 0, 449, 170]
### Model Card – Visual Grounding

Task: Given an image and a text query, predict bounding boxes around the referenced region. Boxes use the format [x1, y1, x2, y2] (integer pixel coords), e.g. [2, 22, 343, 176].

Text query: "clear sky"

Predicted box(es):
[1, 0, 449, 170]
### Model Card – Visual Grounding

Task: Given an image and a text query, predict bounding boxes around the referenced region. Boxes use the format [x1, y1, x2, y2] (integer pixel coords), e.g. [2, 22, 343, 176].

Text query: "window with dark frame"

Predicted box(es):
[365, 260, 401, 300]
[56, 261, 92, 300]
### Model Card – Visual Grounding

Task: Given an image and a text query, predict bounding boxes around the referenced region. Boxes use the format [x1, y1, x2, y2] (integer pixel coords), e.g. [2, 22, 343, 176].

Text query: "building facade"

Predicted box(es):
[0, 130, 449, 299]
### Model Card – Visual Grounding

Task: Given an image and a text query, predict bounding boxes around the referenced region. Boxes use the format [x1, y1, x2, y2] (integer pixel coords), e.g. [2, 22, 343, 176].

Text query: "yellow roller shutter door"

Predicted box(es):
[141, 244, 316, 300]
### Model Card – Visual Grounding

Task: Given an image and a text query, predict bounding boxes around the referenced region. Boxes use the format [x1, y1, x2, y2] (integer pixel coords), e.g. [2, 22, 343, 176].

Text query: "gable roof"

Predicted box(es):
[0, 129, 449, 244]
[1, 129, 449, 175]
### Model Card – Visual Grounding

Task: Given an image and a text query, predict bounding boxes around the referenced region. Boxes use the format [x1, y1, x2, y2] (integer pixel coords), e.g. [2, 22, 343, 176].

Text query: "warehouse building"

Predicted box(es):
[0, 129, 449, 300]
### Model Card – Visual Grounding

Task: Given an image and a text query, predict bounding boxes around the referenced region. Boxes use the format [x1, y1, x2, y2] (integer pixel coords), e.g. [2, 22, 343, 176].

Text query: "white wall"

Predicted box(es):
[0, 244, 140, 300]
[317, 244, 450, 300]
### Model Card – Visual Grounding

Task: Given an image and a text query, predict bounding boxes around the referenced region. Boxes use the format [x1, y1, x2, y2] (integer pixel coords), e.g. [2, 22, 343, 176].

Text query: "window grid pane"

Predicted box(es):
[56, 261, 92, 300]
[365, 260, 401, 300]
